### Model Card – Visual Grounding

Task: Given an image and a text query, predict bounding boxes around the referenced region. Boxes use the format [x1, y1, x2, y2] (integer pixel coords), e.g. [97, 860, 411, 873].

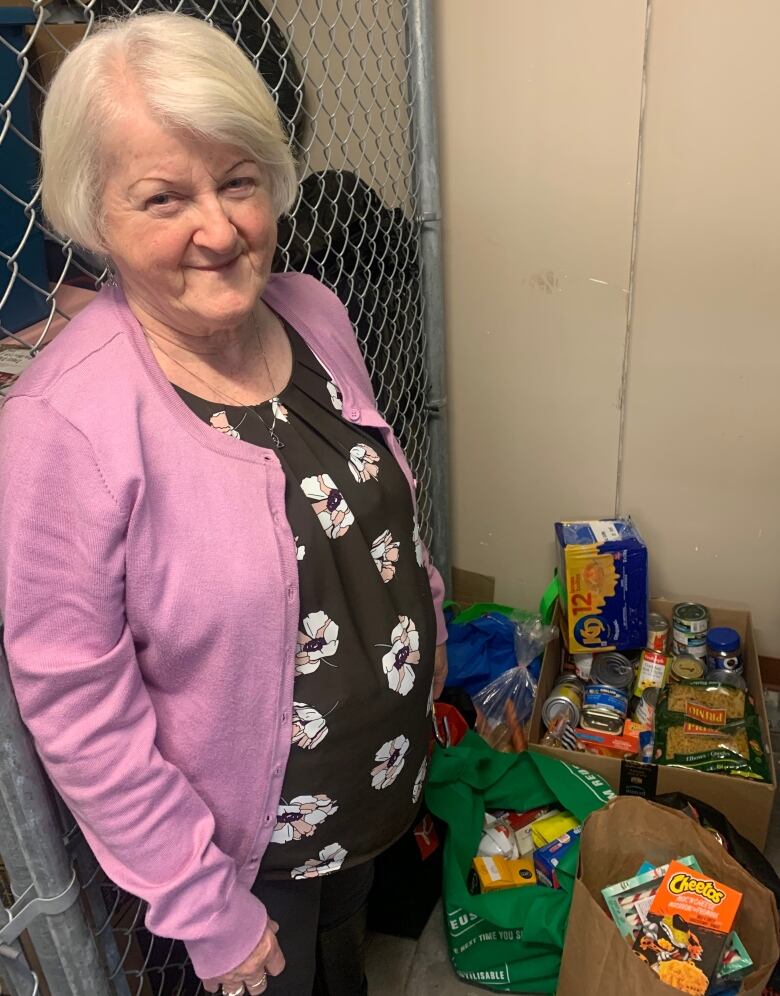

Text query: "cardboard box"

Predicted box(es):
[529, 597, 777, 850]
[28, 22, 87, 90]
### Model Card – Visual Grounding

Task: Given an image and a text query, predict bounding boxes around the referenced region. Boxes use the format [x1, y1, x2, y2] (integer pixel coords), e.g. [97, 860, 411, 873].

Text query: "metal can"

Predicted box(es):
[542, 676, 584, 729]
[580, 706, 624, 735]
[672, 633, 708, 660]
[706, 627, 743, 675]
[673, 602, 709, 635]
[632, 649, 669, 697]
[583, 683, 629, 715]
[590, 652, 635, 691]
[634, 686, 659, 727]
[646, 612, 669, 652]
[572, 654, 593, 682]
[668, 654, 707, 682]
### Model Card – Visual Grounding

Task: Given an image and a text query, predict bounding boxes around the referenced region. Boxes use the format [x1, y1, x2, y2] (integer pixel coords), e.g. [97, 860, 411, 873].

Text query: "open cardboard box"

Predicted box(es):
[528, 597, 777, 851]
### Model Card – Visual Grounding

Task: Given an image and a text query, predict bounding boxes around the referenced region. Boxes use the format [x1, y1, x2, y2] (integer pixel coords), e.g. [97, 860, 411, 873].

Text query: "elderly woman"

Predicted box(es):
[0, 13, 447, 996]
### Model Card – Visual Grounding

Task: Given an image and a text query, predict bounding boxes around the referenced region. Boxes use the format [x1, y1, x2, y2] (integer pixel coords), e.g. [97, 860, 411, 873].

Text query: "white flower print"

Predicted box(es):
[412, 756, 429, 804]
[291, 843, 347, 879]
[412, 516, 424, 567]
[295, 536, 306, 561]
[348, 443, 380, 483]
[301, 474, 354, 539]
[380, 616, 419, 696]
[327, 381, 343, 412]
[371, 529, 400, 583]
[272, 794, 338, 845]
[271, 398, 289, 423]
[371, 734, 410, 790]
[209, 411, 240, 439]
[291, 701, 329, 749]
[296, 611, 339, 675]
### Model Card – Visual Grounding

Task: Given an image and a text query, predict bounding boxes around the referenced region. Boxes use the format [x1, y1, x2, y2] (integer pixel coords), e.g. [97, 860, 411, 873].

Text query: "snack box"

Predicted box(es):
[534, 827, 582, 889]
[603, 857, 751, 986]
[632, 861, 742, 993]
[469, 854, 537, 894]
[574, 726, 640, 758]
[555, 518, 648, 652]
[529, 810, 579, 848]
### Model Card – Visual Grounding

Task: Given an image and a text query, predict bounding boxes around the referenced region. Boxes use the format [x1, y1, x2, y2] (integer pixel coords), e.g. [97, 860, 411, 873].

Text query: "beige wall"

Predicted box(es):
[620, 1, 780, 653]
[436, 0, 647, 607]
[437, 0, 780, 653]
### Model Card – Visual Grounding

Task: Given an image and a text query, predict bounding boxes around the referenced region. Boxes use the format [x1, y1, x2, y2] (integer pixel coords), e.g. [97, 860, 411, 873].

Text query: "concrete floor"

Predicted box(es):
[366, 689, 780, 995]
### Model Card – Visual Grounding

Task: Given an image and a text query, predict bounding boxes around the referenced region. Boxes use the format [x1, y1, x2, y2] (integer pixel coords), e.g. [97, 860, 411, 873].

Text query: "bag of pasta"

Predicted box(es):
[654, 679, 770, 782]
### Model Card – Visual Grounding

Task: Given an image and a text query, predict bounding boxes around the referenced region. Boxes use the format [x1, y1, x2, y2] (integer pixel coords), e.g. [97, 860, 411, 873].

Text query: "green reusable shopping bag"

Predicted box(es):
[425, 731, 615, 993]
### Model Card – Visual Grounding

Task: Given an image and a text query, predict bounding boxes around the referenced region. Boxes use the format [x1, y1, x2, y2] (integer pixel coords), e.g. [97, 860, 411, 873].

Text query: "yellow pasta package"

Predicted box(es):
[654, 679, 770, 782]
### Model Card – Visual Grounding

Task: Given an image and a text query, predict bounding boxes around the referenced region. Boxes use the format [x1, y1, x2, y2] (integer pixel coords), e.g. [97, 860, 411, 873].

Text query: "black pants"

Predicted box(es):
[250, 860, 374, 995]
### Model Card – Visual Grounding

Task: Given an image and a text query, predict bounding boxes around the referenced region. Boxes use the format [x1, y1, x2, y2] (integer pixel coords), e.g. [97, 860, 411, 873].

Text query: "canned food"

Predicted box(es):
[668, 654, 707, 682]
[706, 627, 743, 675]
[634, 686, 659, 727]
[590, 652, 635, 690]
[646, 612, 669, 653]
[633, 649, 669, 697]
[580, 706, 625, 735]
[542, 676, 584, 729]
[673, 602, 709, 635]
[572, 654, 593, 682]
[672, 635, 708, 660]
[583, 683, 629, 718]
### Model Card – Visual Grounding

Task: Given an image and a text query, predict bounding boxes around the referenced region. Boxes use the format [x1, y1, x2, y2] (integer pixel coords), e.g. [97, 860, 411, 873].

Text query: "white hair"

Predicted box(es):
[40, 12, 299, 253]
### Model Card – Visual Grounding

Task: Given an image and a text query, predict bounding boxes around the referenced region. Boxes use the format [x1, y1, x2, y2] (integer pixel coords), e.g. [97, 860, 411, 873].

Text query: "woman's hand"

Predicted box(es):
[202, 920, 285, 995]
[433, 643, 448, 699]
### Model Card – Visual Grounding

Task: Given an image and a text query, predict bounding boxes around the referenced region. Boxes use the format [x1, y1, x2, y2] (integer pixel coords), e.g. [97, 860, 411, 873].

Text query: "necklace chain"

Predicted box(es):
[143, 319, 286, 448]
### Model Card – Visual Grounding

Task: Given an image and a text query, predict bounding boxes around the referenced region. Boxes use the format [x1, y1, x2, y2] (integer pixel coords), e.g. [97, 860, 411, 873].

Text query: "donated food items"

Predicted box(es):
[468, 807, 581, 895]
[632, 862, 742, 994]
[541, 591, 770, 780]
[603, 857, 750, 994]
[555, 518, 648, 652]
[654, 679, 770, 781]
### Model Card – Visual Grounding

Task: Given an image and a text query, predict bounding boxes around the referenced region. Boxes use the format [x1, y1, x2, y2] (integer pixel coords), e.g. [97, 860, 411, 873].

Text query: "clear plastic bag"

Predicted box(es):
[473, 616, 557, 752]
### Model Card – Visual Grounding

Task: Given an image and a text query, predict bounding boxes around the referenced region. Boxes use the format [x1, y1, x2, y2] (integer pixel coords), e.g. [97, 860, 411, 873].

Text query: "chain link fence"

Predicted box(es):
[0, 1, 447, 993]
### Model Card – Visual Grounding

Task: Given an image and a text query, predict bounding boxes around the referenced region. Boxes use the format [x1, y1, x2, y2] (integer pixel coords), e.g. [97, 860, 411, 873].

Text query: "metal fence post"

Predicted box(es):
[406, 0, 451, 591]
[0, 647, 114, 996]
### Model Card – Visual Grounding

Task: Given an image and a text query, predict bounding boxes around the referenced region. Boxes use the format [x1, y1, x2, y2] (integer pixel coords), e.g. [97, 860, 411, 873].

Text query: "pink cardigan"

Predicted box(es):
[0, 273, 446, 980]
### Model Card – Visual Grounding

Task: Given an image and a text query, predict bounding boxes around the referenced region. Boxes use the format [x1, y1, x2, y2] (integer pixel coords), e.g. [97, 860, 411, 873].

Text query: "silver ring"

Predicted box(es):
[247, 977, 267, 992]
[225, 989, 244, 996]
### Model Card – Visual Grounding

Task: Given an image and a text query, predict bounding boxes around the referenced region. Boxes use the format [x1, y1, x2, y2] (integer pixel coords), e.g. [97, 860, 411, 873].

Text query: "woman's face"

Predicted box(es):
[100, 96, 278, 336]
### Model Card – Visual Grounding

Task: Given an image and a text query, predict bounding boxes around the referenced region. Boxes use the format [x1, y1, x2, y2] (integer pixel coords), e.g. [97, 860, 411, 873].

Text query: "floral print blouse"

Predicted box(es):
[174, 322, 436, 880]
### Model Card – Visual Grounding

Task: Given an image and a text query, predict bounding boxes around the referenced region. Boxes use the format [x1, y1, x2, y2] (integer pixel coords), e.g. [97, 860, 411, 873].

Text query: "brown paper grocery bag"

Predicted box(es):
[558, 796, 779, 996]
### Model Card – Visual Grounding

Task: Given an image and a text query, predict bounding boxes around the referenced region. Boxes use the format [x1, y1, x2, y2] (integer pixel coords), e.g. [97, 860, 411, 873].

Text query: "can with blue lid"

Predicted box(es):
[706, 626, 743, 675]
[580, 684, 629, 734]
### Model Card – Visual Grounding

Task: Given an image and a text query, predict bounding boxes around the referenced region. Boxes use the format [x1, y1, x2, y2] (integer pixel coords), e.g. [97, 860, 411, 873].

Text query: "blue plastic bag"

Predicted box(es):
[444, 609, 521, 696]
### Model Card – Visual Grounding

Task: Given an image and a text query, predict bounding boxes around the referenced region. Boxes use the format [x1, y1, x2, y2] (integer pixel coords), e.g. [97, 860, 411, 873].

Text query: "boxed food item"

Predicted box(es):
[469, 854, 537, 894]
[555, 518, 648, 653]
[603, 856, 752, 990]
[534, 827, 582, 889]
[632, 861, 742, 994]
[574, 725, 640, 758]
[529, 597, 776, 850]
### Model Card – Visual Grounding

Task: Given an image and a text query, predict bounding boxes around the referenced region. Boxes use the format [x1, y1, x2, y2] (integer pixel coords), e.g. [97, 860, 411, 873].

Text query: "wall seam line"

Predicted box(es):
[615, 0, 653, 517]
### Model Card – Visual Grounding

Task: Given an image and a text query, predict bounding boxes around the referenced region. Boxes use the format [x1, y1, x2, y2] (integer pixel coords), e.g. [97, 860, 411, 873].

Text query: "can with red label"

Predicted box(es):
[646, 612, 669, 653]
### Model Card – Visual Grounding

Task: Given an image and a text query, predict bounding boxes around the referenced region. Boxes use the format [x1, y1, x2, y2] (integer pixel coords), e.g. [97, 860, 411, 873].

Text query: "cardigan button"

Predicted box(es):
[349, 407, 360, 421]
